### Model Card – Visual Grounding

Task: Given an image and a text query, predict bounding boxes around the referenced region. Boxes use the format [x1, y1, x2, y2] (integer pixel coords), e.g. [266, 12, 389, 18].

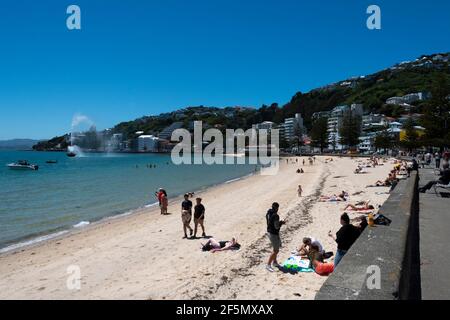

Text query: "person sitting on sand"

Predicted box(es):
[308, 244, 334, 276]
[201, 238, 241, 253]
[344, 201, 375, 212]
[297, 237, 324, 256]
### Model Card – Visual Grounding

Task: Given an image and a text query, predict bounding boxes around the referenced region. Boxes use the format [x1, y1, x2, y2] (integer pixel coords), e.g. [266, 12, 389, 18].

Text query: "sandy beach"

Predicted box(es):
[0, 156, 394, 300]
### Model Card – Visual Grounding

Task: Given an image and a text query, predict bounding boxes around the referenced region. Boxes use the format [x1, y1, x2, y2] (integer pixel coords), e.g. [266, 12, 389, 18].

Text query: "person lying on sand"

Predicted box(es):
[308, 244, 334, 276]
[201, 238, 241, 253]
[319, 195, 346, 202]
[344, 201, 375, 211]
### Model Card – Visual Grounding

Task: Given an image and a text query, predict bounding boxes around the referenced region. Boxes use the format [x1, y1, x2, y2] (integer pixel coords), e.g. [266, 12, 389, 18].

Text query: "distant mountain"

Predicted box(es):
[0, 139, 40, 150]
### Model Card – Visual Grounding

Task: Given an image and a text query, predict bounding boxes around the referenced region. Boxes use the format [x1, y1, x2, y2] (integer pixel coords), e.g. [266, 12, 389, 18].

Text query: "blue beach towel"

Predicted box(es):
[282, 256, 314, 273]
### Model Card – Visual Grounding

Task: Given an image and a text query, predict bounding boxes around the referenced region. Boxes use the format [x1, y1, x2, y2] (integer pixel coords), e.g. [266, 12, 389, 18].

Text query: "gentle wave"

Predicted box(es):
[0, 230, 69, 254]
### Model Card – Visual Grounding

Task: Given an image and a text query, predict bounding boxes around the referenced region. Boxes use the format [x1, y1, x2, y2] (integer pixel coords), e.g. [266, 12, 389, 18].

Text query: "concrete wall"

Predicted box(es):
[315, 172, 420, 300]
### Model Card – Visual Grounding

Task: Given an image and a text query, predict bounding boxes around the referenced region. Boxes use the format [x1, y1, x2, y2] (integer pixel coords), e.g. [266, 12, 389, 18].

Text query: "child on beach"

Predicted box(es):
[297, 185, 303, 197]
[193, 198, 206, 238]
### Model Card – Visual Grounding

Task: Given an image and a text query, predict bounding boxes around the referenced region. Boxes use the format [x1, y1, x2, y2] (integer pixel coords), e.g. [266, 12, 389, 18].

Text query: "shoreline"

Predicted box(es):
[0, 169, 259, 256]
[0, 156, 395, 300]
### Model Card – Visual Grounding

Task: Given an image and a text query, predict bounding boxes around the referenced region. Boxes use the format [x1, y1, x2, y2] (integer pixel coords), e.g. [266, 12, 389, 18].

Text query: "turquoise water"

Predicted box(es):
[0, 151, 256, 250]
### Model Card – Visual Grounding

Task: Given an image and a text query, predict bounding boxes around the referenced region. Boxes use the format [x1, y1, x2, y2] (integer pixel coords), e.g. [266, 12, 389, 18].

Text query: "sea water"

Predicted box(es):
[0, 151, 256, 251]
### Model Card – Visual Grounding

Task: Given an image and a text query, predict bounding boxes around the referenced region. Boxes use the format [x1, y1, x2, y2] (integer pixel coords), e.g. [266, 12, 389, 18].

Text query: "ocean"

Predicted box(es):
[0, 151, 256, 252]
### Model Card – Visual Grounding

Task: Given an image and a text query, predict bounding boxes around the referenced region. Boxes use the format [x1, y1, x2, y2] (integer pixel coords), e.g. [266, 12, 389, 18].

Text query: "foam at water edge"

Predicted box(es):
[0, 230, 69, 254]
[73, 221, 90, 228]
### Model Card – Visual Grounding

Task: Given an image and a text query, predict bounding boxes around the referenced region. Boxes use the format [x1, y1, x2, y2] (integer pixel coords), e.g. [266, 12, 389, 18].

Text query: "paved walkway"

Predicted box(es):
[419, 168, 450, 300]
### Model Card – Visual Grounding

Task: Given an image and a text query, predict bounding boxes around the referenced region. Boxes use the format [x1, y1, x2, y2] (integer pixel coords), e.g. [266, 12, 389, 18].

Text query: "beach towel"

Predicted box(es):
[282, 256, 314, 273]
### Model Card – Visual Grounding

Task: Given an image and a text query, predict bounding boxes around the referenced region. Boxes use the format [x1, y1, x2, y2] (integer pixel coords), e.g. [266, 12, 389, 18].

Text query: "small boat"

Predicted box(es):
[7, 160, 39, 171]
[67, 152, 77, 157]
[46, 160, 58, 164]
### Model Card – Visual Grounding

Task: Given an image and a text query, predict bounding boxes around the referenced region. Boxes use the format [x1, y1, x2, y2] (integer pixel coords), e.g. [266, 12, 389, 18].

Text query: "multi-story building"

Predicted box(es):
[283, 113, 304, 142]
[138, 135, 159, 152]
[327, 104, 363, 150]
[386, 92, 431, 105]
[158, 122, 184, 141]
[109, 133, 124, 151]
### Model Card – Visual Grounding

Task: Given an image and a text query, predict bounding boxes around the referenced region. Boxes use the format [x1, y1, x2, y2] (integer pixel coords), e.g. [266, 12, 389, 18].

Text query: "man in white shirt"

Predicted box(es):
[297, 237, 324, 255]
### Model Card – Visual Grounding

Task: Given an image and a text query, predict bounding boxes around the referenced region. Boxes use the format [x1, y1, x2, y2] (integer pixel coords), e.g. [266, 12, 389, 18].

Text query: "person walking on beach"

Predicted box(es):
[328, 213, 360, 267]
[266, 202, 286, 272]
[193, 198, 206, 238]
[181, 194, 194, 238]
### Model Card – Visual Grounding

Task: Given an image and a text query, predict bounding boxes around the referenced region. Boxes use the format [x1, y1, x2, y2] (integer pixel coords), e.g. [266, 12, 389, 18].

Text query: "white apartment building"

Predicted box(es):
[283, 113, 304, 142]
[327, 104, 363, 150]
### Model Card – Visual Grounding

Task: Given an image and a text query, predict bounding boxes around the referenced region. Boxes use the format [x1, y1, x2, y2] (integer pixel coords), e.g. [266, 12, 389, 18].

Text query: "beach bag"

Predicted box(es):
[374, 214, 392, 226]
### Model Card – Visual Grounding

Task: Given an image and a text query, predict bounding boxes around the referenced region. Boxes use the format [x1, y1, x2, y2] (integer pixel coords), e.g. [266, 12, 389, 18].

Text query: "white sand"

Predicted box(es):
[0, 156, 393, 300]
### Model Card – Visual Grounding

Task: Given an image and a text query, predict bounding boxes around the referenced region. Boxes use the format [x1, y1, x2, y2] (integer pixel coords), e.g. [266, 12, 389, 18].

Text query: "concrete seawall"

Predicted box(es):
[315, 171, 420, 300]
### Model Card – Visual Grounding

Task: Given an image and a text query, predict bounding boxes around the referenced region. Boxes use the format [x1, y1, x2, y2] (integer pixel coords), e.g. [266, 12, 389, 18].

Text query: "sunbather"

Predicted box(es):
[308, 244, 334, 276]
[201, 238, 241, 253]
[344, 201, 375, 211]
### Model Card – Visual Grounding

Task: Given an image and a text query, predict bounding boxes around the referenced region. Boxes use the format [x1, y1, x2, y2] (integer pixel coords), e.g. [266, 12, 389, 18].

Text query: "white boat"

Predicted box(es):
[7, 160, 39, 171]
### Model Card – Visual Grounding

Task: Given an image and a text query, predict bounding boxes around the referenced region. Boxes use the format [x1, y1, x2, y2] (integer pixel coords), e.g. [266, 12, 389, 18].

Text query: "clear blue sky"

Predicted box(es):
[0, 0, 449, 140]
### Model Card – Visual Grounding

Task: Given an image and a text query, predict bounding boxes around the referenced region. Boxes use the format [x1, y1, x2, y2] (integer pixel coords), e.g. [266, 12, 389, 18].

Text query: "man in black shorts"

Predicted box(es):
[181, 194, 193, 239]
[266, 202, 285, 272]
[193, 198, 206, 238]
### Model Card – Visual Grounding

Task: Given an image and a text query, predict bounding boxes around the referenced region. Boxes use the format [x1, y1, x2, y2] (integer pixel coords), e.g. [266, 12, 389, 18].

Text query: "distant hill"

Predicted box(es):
[0, 139, 40, 150]
[33, 52, 450, 150]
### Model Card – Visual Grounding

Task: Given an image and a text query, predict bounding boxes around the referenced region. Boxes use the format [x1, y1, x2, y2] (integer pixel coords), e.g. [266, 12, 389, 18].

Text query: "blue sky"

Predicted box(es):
[0, 0, 449, 140]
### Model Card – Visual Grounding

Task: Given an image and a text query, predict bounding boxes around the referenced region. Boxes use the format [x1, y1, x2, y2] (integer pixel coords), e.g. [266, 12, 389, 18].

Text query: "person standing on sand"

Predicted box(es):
[181, 194, 194, 239]
[193, 198, 206, 238]
[328, 213, 360, 267]
[160, 190, 168, 215]
[155, 188, 165, 215]
[297, 185, 303, 197]
[266, 202, 286, 272]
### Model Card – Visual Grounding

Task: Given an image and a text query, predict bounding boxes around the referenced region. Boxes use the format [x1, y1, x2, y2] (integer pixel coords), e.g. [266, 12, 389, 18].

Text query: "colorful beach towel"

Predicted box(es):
[282, 256, 314, 273]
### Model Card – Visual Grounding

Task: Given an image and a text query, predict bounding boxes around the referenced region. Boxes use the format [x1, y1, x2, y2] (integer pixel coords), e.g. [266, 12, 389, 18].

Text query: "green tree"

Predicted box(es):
[339, 112, 362, 148]
[310, 117, 328, 152]
[420, 72, 450, 149]
[374, 128, 394, 153]
[400, 118, 419, 151]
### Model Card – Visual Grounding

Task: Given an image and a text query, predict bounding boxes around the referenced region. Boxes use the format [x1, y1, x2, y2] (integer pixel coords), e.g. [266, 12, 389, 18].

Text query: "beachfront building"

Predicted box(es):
[158, 122, 184, 141]
[327, 104, 363, 150]
[108, 133, 124, 151]
[138, 135, 159, 152]
[282, 113, 304, 142]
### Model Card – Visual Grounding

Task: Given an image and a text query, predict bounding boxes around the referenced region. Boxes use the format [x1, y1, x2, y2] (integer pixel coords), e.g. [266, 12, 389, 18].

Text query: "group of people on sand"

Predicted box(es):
[265, 202, 363, 276]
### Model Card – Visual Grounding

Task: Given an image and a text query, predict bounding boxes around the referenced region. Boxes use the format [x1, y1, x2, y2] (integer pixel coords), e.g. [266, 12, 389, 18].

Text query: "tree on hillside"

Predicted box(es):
[339, 112, 362, 149]
[310, 117, 328, 152]
[420, 72, 450, 149]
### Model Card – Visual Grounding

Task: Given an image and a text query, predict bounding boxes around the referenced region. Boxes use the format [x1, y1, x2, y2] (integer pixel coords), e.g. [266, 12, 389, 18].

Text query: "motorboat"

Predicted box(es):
[7, 160, 39, 171]
[46, 160, 58, 164]
[67, 152, 77, 157]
